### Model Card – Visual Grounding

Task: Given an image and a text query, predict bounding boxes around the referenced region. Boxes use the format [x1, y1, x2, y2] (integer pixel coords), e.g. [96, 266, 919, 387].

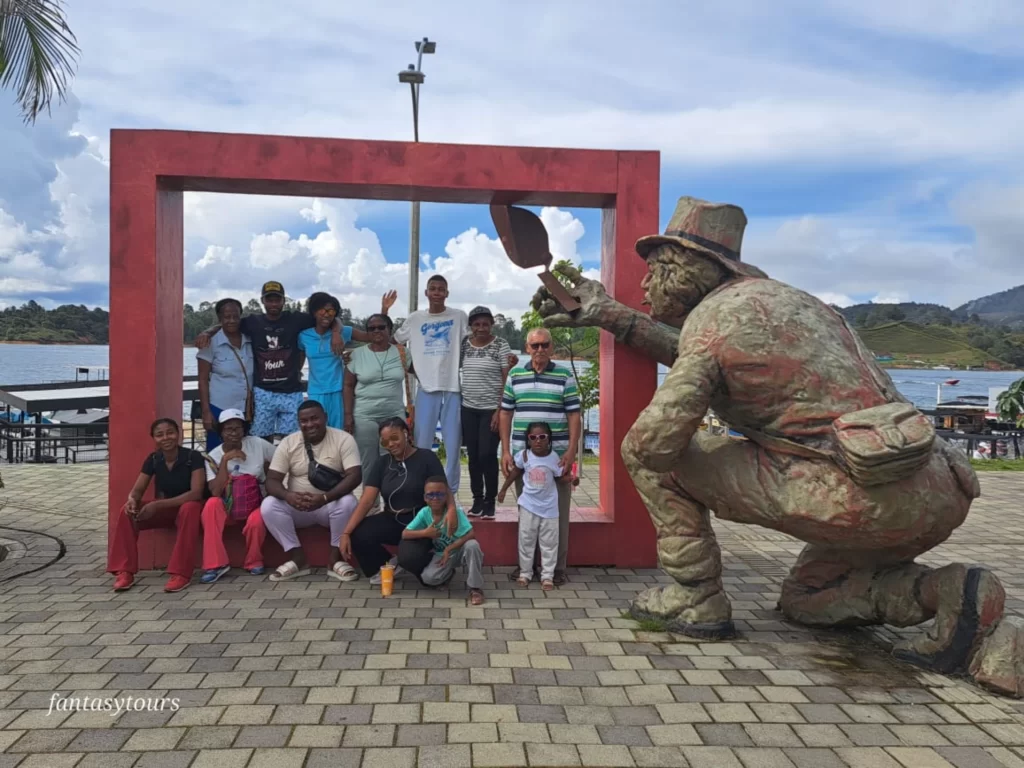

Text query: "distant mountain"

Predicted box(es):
[835, 284, 1024, 332]
[856, 322, 1005, 368]
[955, 284, 1024, 329]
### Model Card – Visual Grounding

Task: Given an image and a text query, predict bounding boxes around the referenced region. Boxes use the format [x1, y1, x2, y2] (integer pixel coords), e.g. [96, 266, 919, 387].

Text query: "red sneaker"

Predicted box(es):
[164, 575, 190, 593]
[113, 572, 134, 592]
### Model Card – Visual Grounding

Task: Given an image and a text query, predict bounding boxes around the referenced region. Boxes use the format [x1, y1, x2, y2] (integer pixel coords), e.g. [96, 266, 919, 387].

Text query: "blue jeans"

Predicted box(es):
[252, 388, 303, 438]
[414, 389, 462, 491]
[205, 404, 224, 451]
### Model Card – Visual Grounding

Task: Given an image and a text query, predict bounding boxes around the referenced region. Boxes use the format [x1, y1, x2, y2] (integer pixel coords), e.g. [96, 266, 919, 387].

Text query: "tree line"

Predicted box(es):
[2, 297, 536, 353]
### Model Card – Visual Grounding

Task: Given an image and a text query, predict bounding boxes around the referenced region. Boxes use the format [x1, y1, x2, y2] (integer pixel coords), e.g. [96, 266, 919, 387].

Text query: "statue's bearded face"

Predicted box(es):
[641, 244, 727, 325]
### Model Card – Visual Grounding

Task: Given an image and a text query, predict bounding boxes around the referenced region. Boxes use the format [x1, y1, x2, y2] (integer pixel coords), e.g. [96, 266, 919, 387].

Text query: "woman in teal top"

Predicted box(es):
[343, 313, 412, 483]
[298, 291, 397, 429]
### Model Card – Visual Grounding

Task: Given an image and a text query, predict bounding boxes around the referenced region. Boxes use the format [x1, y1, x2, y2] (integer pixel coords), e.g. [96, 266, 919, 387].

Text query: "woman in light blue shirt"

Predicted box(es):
[297, 291, 397, 430]
[197, 298, 254, 450]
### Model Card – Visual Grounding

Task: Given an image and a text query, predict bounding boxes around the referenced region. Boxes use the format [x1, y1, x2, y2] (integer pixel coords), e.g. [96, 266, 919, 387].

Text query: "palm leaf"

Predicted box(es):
[0, 0, 79, 123]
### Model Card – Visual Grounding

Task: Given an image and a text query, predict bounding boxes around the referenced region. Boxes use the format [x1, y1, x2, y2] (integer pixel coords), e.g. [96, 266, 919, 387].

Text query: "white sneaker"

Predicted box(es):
[370, 558, 404, 585]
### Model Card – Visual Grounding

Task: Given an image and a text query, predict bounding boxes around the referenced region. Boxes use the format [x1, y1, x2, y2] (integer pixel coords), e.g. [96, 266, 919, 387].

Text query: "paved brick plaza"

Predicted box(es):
[2, 464, 1024, 768]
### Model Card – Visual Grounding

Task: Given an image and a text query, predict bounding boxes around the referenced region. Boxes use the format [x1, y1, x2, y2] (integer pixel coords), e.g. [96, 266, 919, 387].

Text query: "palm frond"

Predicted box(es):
[0, 0, 80, 123]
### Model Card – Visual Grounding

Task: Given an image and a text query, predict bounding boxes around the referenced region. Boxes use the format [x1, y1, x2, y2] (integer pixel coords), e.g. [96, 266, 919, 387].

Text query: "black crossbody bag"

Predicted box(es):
[304, 440, 344, 492]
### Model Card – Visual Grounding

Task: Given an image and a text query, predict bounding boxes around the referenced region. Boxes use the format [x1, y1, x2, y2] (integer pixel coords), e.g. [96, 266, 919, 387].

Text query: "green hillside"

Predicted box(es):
[858, 322, 1006, 367]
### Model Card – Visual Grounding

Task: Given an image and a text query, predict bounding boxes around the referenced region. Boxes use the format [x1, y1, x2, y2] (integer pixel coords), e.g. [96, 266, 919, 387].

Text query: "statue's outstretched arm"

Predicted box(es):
[531, 264, 679, 367]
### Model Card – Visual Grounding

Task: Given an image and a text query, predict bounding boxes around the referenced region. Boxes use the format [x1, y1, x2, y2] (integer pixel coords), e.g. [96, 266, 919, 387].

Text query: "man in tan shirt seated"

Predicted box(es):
[261, 400, 363, 582]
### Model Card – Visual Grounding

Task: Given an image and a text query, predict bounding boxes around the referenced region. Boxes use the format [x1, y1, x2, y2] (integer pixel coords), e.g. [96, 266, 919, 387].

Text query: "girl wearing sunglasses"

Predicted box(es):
[498, 422, 575, 590]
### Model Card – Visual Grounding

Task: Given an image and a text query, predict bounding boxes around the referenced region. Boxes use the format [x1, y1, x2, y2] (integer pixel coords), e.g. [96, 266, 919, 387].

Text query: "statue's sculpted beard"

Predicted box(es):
[647, 247, 727, 326]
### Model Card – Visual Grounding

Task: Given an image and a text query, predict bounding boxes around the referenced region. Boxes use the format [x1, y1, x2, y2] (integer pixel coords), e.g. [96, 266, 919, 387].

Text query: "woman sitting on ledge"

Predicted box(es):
[200, 408, 275, 584]
[109, 418, 206, 593]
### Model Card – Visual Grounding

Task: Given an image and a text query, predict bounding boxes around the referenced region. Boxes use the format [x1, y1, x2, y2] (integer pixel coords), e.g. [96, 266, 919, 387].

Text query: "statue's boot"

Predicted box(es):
[891, 565, 1005, 677]
[969, 616, 1024, 698]
[630, 580, 735, 639]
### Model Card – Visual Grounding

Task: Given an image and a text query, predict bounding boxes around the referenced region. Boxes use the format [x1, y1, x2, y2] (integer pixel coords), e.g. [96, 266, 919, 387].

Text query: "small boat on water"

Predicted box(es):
[944, 379, 960, 386]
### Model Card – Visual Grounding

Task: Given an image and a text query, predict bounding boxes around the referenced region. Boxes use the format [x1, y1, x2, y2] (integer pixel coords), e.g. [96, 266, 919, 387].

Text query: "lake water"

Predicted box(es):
[2, 344, 1021, 423]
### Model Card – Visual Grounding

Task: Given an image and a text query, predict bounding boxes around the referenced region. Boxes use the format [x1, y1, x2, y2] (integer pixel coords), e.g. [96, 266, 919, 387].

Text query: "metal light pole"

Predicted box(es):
[399, 37, 435, 315]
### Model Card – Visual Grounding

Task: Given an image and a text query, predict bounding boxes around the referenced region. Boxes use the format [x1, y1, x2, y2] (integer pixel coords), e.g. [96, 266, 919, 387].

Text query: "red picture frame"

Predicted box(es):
[108, 130, 660, 569]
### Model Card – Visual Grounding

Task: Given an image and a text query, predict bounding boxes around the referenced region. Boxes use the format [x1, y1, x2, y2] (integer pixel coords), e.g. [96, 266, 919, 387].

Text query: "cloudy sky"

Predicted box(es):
[2, 0, 1023, 319]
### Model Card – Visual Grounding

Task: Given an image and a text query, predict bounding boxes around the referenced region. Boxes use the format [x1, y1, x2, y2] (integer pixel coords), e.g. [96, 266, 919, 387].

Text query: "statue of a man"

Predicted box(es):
[533, 196, 1024, 697]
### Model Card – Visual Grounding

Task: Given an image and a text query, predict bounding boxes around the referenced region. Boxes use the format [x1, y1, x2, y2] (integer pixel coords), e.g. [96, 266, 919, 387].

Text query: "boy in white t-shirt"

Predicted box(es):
[498, 422, 576, 590]
[393, 274, 470, 492]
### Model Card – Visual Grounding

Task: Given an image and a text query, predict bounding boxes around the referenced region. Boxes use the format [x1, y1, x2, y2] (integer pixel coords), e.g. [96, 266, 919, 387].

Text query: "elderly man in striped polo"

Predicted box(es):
[499, 327, 582, 584]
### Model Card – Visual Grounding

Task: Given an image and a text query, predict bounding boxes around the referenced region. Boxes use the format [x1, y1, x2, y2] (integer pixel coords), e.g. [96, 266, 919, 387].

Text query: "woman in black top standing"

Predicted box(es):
[341, 418, 458, 585]
[108, 418, 206, 593]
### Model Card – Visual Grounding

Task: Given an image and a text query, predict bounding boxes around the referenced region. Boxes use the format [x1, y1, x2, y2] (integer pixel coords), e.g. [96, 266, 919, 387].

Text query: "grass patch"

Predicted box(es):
[971, 458, 1024, 472]
[620, 611, 670, 633]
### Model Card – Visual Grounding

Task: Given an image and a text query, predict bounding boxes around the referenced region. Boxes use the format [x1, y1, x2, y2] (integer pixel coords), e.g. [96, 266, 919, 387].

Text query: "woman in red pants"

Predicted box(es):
[109, 418, 206, 593]
[200, 408, 274, 583]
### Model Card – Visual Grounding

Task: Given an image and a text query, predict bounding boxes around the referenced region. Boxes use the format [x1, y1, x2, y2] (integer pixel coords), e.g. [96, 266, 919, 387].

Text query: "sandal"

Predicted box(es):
[469, 588, 485, 606]
[542, 579, 555, 591]
[327, 561, 359, 582]
[269, 560, 310, 582]
[517, 575, 530, 588]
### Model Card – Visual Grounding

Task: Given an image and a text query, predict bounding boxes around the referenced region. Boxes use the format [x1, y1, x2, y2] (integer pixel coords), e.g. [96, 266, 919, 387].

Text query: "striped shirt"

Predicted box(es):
[501, 362, 581, 455]
[460, 336, 512, 410]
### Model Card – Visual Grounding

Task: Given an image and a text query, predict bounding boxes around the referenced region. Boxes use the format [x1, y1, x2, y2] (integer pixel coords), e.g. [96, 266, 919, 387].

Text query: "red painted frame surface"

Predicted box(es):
[108, 130, 659, 570]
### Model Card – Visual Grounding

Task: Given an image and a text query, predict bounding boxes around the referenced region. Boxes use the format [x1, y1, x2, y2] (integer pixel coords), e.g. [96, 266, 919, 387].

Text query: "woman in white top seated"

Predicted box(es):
[201, 409, 276, 583]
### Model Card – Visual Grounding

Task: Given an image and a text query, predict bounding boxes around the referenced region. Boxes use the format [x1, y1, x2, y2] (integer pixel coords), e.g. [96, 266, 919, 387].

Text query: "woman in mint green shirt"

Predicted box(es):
[343, 314, 411, 482]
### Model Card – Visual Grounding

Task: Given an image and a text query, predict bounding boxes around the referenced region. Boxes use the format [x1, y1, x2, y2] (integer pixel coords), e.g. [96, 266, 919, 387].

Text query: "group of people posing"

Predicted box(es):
[108, 275, 583, 599]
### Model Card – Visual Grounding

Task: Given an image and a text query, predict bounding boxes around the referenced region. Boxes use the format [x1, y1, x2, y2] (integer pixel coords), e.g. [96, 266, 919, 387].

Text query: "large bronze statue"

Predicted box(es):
[531, 196, 1024, 697]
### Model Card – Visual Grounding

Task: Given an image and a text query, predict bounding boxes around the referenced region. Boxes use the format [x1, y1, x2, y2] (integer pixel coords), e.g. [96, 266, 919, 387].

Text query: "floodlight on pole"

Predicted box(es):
[399, 37, 435, 314]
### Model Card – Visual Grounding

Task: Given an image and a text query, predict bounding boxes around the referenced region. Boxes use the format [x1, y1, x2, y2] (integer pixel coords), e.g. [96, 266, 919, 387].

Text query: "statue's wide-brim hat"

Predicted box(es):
[635, 196, 767, 279]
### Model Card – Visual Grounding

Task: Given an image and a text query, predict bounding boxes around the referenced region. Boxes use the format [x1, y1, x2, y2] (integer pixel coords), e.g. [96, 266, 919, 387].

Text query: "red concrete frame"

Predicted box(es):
[108, 129, 659, 570]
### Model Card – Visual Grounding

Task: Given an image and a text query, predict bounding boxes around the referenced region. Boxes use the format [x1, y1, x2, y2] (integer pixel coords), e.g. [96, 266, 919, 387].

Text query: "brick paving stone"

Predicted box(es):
[835, 747, 903, 767]
[233, 725, 292, 748]
[934, 746, 1009, 768]
[122, 727, 185, 750]
[304, 748, 363, 768]
[473, 742, 528, 767]
[341, 724, 395, 748]
[247, 748, 309, 768]
[177, 726, 239, 749]
[190, 750, 252, 768]
[699, 723, 757, 747]
[734, 747, 799, 767]
[884, 747, 957, 767]
[77, 753, 143, 768]
[17, 756, 83, 768]
[417, 744, 473, 768]
[395, 724, 446, 747]
[133, 752, 197, 768]
[783, 747, 848, 768]
[66, 728, 132, 752]
[682, 746, 744, 768]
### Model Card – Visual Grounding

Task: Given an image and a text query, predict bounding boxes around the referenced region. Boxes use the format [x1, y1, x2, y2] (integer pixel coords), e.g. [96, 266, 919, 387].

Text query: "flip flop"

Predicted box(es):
[469, 589, 485, 606]
[327, 561, 359, 582]
[268, 560, 310, 582]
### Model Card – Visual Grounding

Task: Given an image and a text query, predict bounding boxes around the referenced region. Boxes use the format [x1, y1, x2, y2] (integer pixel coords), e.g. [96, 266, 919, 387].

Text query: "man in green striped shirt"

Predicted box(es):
[500, 328, 582, 584]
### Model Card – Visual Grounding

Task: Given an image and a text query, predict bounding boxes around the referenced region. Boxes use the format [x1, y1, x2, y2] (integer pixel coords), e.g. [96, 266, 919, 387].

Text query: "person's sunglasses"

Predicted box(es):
[529, 342, 551, 350]
[528, 434, 550, 441]
[367, 324, 388, 332]
[424, 491, 447, 500]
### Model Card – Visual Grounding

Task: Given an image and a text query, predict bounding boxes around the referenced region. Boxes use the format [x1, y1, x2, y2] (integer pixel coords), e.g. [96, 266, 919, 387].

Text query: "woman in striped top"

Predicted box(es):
[460, 306, 514, 519]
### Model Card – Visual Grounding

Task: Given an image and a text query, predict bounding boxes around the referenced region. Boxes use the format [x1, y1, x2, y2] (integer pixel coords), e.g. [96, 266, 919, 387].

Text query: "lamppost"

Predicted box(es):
[399, 37, 435, 314]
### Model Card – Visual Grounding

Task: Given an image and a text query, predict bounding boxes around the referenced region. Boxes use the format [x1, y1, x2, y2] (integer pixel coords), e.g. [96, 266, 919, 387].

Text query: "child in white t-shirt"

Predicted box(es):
[498, 422, 575, 590]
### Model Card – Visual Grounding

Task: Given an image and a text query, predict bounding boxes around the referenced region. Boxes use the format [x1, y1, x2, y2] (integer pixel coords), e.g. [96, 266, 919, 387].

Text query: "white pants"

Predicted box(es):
[261, 494, 357, 551]
[518, 508, 559, 582]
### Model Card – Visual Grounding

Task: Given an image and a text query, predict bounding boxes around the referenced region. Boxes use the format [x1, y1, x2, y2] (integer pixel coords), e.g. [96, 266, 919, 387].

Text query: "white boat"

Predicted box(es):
[932, 365, 952, 370]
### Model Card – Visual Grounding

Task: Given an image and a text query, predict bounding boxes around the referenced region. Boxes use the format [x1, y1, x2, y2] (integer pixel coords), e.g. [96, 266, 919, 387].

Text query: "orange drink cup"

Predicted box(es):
[380, 563, 394, 597]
